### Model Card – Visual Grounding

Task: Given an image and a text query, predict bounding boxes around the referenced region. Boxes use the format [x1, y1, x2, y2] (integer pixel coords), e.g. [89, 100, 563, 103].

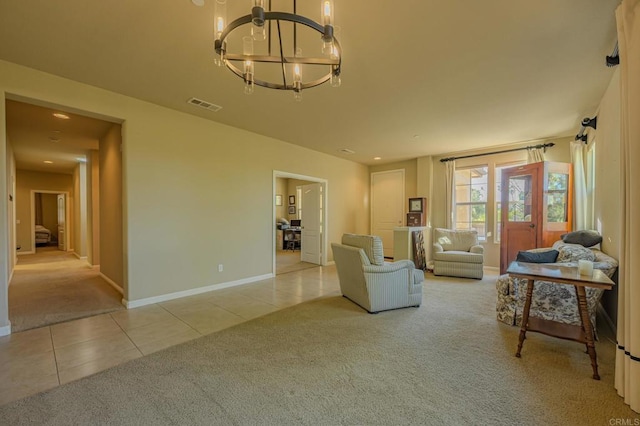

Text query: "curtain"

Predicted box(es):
[615, 0, 640, 413]
[526, 147, 545, 163]
[445, 160, 456, 229]
[570, 141, 588, 230]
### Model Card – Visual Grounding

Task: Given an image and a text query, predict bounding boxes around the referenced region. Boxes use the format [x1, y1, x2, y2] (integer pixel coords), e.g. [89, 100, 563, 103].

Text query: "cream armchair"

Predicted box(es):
[331, 234, 424, 313]
[433, 228, 484, 279]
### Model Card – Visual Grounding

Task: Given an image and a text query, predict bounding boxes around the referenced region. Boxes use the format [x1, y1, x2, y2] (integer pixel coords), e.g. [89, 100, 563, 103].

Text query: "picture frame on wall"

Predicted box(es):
[288, 206, 296, 214]
[275, 194, 283, 206]
[289, 195, 296, 205]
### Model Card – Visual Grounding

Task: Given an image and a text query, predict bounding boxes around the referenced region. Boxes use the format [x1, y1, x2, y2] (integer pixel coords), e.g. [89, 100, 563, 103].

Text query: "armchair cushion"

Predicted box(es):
[516, 249, 559, 264]
[433, 228, 479, 252]
[556, 244, 596, 263]
[561, 230, 603, 248]
[433, 251, 483, 264]
[341, 233, 384, 266]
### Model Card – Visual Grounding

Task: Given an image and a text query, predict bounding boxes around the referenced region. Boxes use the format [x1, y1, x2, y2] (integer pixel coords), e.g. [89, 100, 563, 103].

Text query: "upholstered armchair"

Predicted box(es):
[331, 234, 424, 313]
[432, 228, 484, 279]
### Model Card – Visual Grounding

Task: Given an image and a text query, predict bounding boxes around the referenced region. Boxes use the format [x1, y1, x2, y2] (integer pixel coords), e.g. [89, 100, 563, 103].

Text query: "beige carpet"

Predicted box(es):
[0, 274, 637, 424]
[9, 249, 124, 332]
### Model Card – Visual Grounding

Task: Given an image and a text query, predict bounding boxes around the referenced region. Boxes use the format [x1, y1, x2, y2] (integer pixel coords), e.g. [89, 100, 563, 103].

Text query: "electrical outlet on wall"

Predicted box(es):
[218, 264, 223, 272]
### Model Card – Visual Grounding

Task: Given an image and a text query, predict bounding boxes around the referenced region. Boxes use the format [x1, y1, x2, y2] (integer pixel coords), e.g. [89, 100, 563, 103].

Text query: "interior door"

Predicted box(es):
[500, 163, 540, 274]
[57, 194, 66, 251]
[371, 170, 405, 258]
[301, 183, 321, 264]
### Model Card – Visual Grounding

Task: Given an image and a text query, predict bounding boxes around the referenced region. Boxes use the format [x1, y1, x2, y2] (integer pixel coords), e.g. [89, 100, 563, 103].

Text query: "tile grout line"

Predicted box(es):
[109, 312, 145, 356]
[48, 326, 61, 386]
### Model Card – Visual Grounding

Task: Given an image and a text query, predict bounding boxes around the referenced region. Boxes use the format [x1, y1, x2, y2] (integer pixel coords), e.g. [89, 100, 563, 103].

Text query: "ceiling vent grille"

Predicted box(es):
[339, 148, 355, 155]
[187, 97, 222, 112]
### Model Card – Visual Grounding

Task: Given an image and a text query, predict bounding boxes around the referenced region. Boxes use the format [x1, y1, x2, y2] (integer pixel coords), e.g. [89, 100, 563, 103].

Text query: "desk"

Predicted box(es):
[507, 261, 614, 380]
[283, 228, 301, 251]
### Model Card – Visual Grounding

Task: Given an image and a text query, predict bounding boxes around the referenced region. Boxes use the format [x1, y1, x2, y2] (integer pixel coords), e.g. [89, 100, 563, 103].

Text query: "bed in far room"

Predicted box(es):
[35, 225, 51, 245]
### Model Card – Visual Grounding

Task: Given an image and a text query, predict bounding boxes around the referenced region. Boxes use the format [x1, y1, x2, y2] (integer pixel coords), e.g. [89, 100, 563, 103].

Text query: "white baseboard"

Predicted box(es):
[484, 266, 500, 273]
[73, 252, 88, 260]
[123, 273, 274, 309]
[324, 261, 335, 266]
[0, 324, 12, 337]
[17, 250, 35, 256]
[99, 272, 124, 295]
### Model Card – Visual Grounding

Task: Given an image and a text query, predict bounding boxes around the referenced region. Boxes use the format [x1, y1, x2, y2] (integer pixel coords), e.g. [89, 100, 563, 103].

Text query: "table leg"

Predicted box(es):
[575, 285, 600, 380]
[516, 278, 535, 358]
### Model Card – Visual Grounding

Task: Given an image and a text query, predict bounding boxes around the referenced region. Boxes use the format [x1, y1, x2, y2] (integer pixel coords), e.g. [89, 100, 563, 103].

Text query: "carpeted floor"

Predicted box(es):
[1, 274, 637, 425]
[9, 249, 124, 332]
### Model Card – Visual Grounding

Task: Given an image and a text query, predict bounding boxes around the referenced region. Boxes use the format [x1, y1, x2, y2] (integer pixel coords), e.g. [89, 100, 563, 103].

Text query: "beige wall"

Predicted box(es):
[0, 99, 7, 330]
[425, 137, 572, 268]
[87, 150, 100, 266]
[592, 69, 621, 323]
[275, 177, 287, 221]
[99, 124, 123, 290]
[0, 60, 369, 313]
[15, 170, 73, 253]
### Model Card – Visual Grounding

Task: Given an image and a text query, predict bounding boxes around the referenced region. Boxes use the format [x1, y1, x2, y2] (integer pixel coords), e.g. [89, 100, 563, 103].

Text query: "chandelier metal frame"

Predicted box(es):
[214, 1, 342, 93]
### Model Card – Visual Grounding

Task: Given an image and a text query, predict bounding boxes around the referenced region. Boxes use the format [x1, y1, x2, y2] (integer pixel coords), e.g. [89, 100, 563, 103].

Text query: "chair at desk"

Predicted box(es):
[284, 229, 301, 251]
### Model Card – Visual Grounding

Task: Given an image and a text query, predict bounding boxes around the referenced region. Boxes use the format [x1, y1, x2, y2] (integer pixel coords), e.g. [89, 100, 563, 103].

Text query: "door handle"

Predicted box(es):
[529, 223, 535, 228]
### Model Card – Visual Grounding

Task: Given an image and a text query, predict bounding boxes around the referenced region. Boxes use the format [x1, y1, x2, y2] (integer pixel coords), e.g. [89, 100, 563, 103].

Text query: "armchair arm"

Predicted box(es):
[470, 244, 484, 254]
[363, 260, 415, 274]
[433, 243, 444, 253]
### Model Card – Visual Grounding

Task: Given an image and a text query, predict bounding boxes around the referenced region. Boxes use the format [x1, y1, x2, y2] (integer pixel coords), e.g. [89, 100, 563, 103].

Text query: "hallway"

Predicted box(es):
[9, 247, 123, 333]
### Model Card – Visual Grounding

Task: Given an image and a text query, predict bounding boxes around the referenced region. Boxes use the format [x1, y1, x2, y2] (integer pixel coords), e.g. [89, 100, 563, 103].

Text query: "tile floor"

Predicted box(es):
[0, 265, 341, 406]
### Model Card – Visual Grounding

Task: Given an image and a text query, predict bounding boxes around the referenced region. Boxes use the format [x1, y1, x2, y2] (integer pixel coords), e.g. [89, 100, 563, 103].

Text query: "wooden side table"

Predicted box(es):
[506, 261, 614, 380]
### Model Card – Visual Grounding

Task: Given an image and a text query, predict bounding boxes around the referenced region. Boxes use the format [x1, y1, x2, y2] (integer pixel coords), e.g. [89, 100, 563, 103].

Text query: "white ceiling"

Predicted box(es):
[0, 0, 620, 166]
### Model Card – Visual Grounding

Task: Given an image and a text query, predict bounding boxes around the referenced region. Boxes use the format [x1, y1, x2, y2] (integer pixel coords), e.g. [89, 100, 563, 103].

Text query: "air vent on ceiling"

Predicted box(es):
[187, 97, 222, 112]
[339, 148, 355, 155]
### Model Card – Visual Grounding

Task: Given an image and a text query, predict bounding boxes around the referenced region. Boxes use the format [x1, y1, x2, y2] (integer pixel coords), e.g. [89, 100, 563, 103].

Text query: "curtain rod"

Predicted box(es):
[575, 116, 597, 143]
[439, 142, 555, 163]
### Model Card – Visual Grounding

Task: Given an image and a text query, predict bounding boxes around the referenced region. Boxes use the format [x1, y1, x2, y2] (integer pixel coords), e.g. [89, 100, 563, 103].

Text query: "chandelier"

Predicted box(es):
[213, 0, 342, 101]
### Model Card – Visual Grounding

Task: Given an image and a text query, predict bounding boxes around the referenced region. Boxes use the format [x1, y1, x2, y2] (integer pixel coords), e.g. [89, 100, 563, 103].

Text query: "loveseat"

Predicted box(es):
[496, 240, 618, 335]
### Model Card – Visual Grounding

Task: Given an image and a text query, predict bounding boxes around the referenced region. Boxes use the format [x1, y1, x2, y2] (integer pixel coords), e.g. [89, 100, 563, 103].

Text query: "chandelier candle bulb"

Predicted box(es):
[322, 0, 334, 26]
[213, 0, 227, 66]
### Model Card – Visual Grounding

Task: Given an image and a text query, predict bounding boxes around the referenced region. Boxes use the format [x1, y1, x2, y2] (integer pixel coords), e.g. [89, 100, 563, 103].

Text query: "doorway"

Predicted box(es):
[6, 98, 124, 333]
[273, 171, 328, 275]
[31, 190, 68, 253]
[371, 169, 405, 258]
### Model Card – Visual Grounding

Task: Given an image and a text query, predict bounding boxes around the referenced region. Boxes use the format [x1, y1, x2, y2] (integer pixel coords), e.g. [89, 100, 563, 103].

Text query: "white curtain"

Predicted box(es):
[445, 160, 456, 229]
[615, 0, 640, 413]
[527, 147, 545, 163]
[571, 141, 588, 230]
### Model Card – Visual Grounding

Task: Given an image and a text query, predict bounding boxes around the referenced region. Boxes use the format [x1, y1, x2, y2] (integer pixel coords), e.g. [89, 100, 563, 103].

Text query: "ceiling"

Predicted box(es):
[0, 0, 620, 166]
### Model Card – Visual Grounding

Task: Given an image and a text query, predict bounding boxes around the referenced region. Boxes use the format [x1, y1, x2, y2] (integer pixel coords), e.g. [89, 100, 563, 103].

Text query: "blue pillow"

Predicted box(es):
[516, 250, 559, 264]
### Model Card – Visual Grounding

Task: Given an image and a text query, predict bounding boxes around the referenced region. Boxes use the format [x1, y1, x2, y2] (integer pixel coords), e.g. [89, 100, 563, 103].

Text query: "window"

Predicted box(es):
[495, 162, 526, 243]
[455, 166, 488, 240]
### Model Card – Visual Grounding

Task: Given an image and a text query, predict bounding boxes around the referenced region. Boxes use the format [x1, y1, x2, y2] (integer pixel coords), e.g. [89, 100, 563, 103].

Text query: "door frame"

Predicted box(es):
[27, 190, 71, 255]
[273, 171, 328, 273]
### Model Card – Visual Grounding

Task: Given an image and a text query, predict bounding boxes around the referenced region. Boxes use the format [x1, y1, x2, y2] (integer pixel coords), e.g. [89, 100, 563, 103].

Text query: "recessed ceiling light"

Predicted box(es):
[43, 160, 53, 164]
[374, 157, 381, 160]
[191, 0, 205, 5]
[53, 113, 70, 119]
[49, 137, 60, 143]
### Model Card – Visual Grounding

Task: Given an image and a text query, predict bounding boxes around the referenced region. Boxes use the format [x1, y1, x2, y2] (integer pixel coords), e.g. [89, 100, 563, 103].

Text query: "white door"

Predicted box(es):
[57, 194, 65, 251]
[371, 170, 405, 258]
[301, 183, 321, 264]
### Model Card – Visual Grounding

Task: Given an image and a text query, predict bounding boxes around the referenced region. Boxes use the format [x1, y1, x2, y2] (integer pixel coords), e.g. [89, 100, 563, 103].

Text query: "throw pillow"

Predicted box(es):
[561, 230, 603, 248]
[557, 244, 596, 263]
[516, 249, 559, 264]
